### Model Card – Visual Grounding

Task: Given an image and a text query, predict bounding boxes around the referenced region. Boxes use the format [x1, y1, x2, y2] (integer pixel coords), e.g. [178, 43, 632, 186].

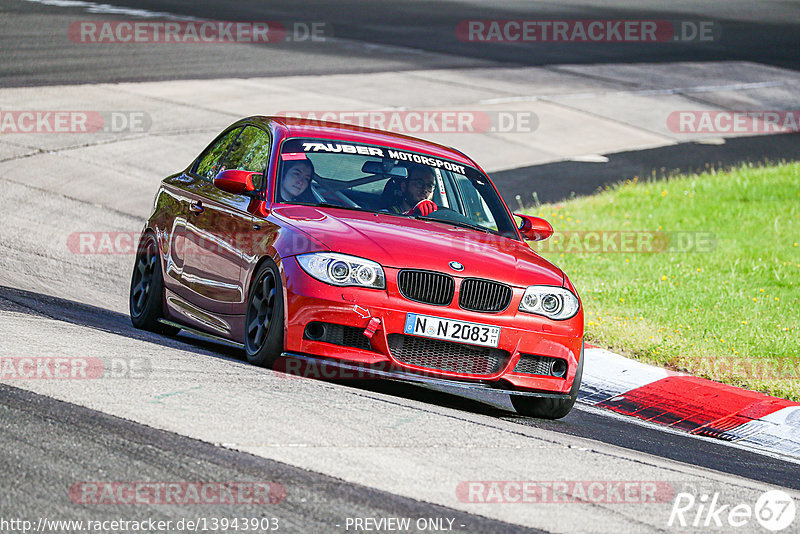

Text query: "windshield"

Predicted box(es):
[276, 138, 518, 238]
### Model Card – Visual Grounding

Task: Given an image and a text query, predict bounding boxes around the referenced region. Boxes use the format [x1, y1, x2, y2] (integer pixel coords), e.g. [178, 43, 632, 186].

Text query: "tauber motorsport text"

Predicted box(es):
[298, 142, 468, 174]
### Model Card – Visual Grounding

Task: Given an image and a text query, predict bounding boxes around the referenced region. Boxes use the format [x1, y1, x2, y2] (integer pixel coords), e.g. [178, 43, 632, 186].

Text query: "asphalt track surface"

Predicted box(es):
[2, 0, 799, 87]
[0, 383, 535, 534]
[1, 0, 800, 532]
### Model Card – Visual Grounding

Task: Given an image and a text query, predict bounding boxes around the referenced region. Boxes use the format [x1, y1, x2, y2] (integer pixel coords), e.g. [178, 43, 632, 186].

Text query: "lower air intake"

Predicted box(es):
[387, 334, 508, 376]
[513, 354, 567, 377]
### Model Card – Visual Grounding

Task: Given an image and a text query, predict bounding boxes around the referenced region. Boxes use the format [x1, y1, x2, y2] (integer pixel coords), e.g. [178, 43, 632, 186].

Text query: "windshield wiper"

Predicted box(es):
[313, 202, 374, 213]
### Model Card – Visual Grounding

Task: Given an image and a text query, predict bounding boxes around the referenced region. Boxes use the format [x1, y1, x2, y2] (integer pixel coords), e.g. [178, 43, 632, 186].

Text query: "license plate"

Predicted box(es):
[403, 313, 501, 348]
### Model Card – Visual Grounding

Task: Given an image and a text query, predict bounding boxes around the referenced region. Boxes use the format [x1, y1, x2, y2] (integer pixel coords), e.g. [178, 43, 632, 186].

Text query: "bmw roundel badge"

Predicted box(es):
[449, 261, 464, 271]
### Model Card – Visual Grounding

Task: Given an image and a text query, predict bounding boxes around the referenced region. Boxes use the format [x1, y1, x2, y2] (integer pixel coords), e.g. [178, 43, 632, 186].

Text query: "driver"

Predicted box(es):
[278, 159, 317, 203]
[386, 164, 438, 216]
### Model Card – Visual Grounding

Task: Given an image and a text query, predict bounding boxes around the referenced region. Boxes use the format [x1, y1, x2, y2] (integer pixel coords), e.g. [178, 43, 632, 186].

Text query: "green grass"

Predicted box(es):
[525, 162, 800, 401]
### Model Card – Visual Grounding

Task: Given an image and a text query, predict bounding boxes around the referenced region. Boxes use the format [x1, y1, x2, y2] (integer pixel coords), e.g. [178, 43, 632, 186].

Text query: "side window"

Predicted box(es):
[220, 126, 271, 189]
[194, 127, 242, 181]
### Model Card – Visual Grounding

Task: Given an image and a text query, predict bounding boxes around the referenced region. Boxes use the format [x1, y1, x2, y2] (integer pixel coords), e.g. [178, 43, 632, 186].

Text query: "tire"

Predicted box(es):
[510, 343, 584, 419]
[244, 260, 285, 367]
[129, 233, 179, 335]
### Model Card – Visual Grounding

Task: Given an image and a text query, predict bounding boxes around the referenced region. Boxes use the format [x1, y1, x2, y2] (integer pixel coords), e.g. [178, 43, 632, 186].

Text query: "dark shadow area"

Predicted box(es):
[337, 379, 514, 418]
[492, 132, 800, 205]
[0, 285, 244, 360]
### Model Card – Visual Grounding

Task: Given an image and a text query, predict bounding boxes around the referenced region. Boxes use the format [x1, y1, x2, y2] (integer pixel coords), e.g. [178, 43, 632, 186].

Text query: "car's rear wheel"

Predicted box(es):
[244, 261, 285, 367]
[129, 233, 179, 335]
[510, 344, 584, 419]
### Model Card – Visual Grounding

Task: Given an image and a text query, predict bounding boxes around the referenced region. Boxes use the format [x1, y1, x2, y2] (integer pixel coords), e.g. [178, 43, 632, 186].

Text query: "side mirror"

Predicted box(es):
[214, 169, 260, 196]
[514, 213, 553, 241]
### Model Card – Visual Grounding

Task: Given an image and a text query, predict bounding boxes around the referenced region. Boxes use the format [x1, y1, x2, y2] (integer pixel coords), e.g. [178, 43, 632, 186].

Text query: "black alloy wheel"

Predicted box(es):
[244, 261, 284, 367]
[129, 233, 178, 335]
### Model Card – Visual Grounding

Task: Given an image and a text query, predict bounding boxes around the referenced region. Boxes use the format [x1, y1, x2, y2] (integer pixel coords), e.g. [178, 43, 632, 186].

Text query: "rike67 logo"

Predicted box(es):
[669, 489, 796, 531]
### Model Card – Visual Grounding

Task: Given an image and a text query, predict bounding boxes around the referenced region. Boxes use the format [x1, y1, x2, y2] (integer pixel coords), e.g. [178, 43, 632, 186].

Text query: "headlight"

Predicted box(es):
[519, 286, 579, 320]
[297, 252, 386, 289]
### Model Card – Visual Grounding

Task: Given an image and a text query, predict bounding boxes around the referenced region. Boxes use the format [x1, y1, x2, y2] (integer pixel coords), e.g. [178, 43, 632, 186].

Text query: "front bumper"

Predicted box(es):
[281, 257, 584, 394]
[280, 353, 572, 399]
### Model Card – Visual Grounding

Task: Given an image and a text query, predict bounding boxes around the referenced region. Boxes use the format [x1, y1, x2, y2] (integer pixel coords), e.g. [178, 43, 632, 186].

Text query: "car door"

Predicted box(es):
[164, 127, 241, 300]
[182, 125, 271, 320]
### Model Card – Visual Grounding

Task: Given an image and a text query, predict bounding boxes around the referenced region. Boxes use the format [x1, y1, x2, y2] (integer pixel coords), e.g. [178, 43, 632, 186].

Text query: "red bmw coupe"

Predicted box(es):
[130, 117, 584, 418]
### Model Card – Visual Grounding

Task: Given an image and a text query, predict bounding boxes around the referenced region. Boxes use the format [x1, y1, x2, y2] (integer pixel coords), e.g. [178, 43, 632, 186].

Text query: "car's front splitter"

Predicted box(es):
[277, 352, 573, 399]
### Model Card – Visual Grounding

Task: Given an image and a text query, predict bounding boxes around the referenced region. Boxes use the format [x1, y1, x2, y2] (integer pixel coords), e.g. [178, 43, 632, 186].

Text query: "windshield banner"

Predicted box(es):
[293, 141, 468, 174]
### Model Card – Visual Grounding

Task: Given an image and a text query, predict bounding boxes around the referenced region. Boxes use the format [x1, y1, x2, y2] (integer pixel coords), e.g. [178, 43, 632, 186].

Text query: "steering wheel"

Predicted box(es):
[311, 177, 359, 208]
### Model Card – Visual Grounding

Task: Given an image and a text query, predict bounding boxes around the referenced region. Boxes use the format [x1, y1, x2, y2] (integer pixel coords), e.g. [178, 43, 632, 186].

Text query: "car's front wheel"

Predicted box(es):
[129, 233, 178, 335]
[510, 344, 584, 419]
[244, 260, 285, 367]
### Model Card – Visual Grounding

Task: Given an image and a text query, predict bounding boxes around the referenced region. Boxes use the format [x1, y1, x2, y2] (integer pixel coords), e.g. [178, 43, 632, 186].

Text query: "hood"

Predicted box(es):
[272, 205, 564, 288]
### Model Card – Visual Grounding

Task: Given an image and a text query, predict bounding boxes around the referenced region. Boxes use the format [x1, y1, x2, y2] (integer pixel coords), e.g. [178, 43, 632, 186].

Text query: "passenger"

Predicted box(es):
[278, 159, 317, 203]
[385, 165, 438, 216]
